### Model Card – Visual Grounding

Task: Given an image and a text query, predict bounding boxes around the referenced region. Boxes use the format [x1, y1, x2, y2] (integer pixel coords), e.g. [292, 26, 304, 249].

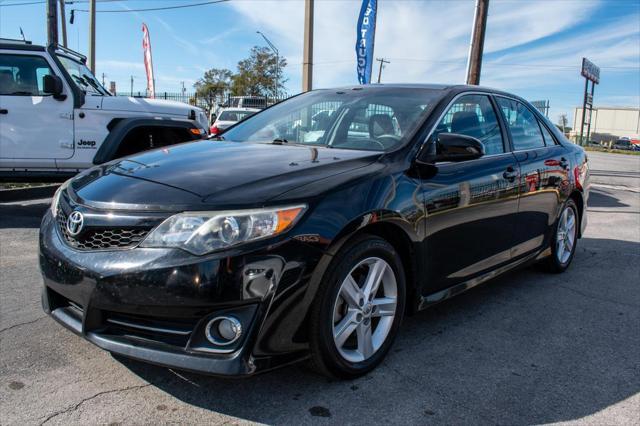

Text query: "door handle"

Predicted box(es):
[0, 109, 7, 115]
[503, 167, 517, 182]
[559, 157, 569, 170]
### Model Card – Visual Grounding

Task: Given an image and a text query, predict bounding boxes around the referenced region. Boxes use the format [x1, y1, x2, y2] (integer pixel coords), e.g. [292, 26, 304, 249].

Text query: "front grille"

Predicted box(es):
[56, 207, 151, 251]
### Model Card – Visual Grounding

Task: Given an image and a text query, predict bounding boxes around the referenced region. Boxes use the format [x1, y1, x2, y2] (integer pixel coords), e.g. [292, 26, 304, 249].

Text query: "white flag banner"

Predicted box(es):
[142, 23, 155, 99]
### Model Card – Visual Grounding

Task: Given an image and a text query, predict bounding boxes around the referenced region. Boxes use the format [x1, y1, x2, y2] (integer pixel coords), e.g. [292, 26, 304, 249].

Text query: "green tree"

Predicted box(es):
[193, 68, 233, 110]
[231, 46, 287, 98]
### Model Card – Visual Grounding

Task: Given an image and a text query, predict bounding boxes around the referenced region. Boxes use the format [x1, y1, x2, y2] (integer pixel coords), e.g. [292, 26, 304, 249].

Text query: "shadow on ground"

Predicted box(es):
[0, 202, 49, 229]
[113, 237, 640, 424]
[588, 187, 630, 209]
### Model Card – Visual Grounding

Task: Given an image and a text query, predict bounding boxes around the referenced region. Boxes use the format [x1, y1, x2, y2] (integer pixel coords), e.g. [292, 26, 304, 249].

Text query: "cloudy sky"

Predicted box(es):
[1, 0, 638, 123]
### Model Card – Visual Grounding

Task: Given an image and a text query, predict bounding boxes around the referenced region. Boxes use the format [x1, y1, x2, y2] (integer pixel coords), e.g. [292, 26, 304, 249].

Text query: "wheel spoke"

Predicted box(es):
[333, 311, 358, 348]
[363, 259, 386, 299]
[566, 214, 575, 232]
[340, 275, 362, 308]
[557, 238, 565, 259]
[356, 322, 374, 359]
[371, 297, 396, 317]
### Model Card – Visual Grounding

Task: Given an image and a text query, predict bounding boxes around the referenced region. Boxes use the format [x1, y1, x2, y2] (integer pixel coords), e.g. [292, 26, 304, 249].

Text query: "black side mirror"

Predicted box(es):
[43, 74, 65, 100]
[433, 133, 485, 162]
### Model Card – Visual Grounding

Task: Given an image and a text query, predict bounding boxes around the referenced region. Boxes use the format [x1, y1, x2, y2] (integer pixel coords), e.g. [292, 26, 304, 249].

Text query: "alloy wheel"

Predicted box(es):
[556, 206, 577, 264]
[332, 257, 398, 363]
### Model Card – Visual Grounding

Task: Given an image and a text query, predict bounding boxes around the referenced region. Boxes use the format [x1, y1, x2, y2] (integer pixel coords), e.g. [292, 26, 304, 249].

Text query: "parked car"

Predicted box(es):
[613, 138, 634, 150]
[0, 39, 208, 181]
[40, 84, 589, 379]
[209, 107, 260, 136]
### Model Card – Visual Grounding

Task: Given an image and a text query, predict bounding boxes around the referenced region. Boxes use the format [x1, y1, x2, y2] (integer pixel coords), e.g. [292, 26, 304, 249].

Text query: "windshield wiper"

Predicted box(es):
[272, 138, 289, 145]
[71, 74, 89, 88]
[82, 74, 107, 95]
[8, 91, 34, 96]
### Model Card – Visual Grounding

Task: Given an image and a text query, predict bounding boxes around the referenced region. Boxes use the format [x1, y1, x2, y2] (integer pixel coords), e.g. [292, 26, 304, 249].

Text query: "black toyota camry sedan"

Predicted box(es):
[40, 84, 589, 379]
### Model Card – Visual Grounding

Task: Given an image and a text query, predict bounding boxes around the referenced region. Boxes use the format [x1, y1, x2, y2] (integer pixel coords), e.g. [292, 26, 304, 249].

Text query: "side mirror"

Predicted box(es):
[433, 133, 484, 162]
[43, 74, 65, 100]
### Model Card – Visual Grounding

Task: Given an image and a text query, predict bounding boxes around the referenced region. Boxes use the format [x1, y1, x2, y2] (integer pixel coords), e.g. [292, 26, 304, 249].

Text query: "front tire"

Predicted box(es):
[309, 235, 406, 379]
[541, 199, 579, 273]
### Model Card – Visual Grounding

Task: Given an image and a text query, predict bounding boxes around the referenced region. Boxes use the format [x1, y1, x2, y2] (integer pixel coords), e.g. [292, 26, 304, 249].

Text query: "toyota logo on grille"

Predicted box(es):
[66, 211, 84, 236]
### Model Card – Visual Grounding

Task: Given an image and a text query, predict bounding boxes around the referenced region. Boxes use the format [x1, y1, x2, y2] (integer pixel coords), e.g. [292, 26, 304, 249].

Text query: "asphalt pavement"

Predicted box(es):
[1, 152, 639, 425]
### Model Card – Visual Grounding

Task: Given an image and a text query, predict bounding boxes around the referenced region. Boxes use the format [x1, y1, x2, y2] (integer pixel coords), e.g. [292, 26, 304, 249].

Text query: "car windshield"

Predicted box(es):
[218, 110, 255, 122]
[221, 88, 443, 151]
[57, 55, 110, 96]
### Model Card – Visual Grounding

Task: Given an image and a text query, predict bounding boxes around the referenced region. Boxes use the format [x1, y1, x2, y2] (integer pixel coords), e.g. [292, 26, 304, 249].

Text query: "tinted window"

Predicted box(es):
[435, 94, 504, 155]
[538, 120, 557, 146]
[222, 89, 440, 151]
[497, 98, 545, 150]
[0, 54, 53, 96]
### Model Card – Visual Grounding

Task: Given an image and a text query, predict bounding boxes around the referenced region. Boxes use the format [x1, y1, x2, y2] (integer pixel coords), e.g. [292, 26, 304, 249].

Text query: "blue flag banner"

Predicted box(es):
[356, 0, 377, 84]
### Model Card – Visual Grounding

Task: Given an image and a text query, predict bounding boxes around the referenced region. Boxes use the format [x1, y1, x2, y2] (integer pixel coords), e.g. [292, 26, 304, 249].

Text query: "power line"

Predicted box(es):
[0, 0, 226, 7]
[71, 0, 229, 13]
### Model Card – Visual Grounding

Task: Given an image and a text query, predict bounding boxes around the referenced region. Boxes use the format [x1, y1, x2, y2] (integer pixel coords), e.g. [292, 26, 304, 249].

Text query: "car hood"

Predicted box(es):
[214, 121, 236, 128]
[100, 96, 200, 117]
[70, 140, 380, 210]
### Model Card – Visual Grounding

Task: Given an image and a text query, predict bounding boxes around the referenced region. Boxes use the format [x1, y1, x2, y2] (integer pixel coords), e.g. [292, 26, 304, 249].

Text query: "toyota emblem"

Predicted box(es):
[66, 211, 84, 236]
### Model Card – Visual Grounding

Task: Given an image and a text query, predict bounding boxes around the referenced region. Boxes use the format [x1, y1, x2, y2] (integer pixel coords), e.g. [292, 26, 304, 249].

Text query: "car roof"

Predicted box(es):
[0, 41, 45, 52]
[320, 83, 519, 99]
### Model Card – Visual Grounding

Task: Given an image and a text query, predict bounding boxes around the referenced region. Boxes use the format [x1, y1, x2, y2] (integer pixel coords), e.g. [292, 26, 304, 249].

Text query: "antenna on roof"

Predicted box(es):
[19, 27, 26, 41]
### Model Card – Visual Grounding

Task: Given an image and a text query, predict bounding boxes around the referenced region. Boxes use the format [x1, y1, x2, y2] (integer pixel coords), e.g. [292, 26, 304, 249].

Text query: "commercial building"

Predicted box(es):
[571, 106, 640, 143]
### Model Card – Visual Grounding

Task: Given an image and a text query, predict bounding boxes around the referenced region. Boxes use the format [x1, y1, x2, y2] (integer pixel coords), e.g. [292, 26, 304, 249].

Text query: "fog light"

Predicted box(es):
[205, 316, 242, 346]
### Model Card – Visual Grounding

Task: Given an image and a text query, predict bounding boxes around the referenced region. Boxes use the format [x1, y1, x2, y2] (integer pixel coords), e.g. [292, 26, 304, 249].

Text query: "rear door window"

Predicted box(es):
[538, 121, 558, 146]
[496, 98, 545, 150]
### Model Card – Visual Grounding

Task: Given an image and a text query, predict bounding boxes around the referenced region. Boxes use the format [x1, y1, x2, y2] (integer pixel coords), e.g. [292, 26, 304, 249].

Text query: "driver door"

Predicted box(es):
[0, 53, 74, 169]
[421, 94, 521, 293]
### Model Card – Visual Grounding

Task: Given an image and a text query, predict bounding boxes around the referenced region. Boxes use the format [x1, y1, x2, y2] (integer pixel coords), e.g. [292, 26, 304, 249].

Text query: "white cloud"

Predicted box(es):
[228, 0, 613, 89]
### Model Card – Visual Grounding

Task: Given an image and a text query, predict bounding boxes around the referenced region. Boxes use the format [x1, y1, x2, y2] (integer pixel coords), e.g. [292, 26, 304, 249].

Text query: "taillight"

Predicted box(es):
[210, 126, 220, 135]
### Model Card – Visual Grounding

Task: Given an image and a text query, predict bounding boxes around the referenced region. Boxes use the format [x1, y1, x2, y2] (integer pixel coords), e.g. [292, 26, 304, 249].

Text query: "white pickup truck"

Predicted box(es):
[0, 39, 209, 181]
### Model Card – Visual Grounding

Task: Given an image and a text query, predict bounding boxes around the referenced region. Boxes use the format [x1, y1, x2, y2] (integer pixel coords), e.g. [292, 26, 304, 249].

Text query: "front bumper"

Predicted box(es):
[39, 211, 323, 376]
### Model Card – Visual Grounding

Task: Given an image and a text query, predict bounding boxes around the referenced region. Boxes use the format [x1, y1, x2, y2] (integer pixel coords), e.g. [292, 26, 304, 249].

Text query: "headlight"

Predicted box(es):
[50, 181, 70, 218]
[141, 205, 307, 255]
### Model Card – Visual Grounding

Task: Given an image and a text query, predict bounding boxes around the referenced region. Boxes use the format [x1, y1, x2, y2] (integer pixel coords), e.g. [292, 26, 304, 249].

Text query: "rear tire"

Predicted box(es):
[308, 235, 406, 379]
[541, 199, 579, 273]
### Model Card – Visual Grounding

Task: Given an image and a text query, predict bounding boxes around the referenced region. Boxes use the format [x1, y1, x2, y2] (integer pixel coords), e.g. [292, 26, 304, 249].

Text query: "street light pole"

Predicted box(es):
[257, 31, 279, 100]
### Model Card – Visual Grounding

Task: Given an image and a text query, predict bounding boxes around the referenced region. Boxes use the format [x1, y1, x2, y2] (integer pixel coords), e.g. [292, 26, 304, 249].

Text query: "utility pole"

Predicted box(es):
[59, 0, 67, 47]
[302, 0, 314, 92]
[101, 73, 105, 86]
[130, 76, 134, 97]
[376, 58, 390, 84]
[465, 0, 489, 85]
[88, 0, 96, 73]
[46, 0, 58, 46]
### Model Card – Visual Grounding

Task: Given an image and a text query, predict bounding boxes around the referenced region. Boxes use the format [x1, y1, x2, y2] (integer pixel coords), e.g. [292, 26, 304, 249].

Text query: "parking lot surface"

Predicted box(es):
[1, 152, 639, 425]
